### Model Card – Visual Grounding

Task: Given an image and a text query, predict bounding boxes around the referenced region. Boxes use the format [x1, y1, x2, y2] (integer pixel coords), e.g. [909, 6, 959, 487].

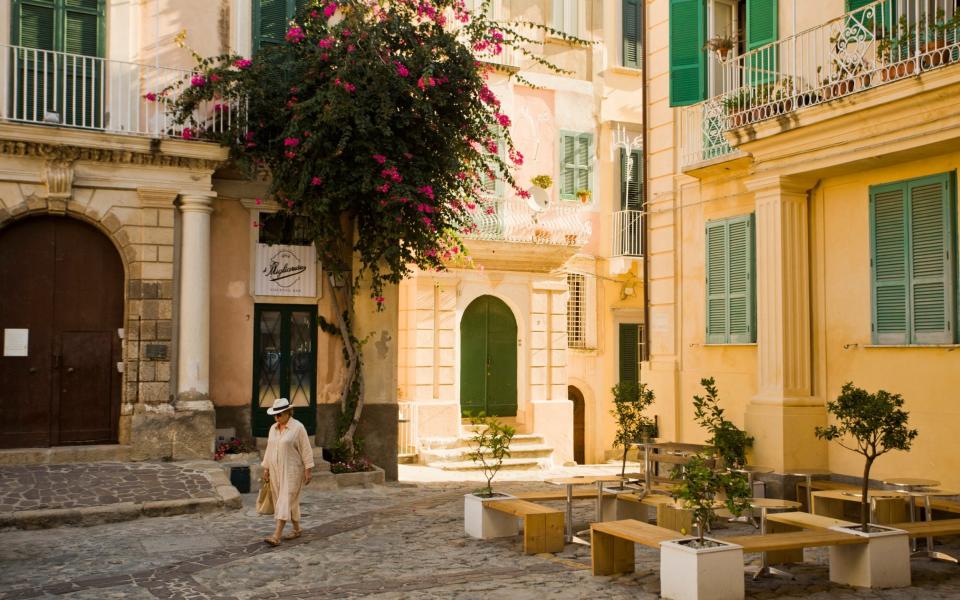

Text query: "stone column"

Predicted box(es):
[177, 193, 214, 405]
[744, 175, 827, 475]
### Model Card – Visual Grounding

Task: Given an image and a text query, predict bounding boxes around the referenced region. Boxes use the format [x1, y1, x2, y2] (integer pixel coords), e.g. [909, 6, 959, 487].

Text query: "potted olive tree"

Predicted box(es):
[692, 378, 753, 469]
[660, 454, 751, 600]
[610, 381, 657, 479]
[463, 413, 518, 540]
[815, 383, 917, 589]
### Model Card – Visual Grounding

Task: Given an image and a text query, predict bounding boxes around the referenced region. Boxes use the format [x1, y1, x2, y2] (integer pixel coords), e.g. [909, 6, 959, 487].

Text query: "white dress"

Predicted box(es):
[261, 417, 315, 522]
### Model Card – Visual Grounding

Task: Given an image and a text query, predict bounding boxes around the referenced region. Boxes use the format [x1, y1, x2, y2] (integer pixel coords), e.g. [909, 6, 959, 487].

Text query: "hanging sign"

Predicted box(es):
[3, 329, 29, 357]
[255, 243, 317, 297]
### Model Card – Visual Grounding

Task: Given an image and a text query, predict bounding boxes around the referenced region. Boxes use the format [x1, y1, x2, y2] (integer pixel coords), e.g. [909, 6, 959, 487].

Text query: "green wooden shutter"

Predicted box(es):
[669, 0, 705, 107]
[727, 214, 755, 343]
[908, 175, 954, 344]
[871, 183, 910, 344]
[560, 132, 592, 200]
[15, 1, 56, 49]
[706, 220, 729, 343]
[254, 0, 299, 52]
[746, 0, 778, 85]
[576, 133, 592, 194]
[619, 323, 639, 384]
[620, 148, 642, 211]
[622, 0, 642, 69]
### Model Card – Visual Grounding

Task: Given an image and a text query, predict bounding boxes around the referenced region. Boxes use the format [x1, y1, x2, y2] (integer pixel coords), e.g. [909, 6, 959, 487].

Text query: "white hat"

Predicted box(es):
[266, 397, 294, 415]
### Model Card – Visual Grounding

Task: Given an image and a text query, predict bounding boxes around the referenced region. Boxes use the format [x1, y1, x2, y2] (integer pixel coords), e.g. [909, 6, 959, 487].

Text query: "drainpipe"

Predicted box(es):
[641, 2, 650, 374]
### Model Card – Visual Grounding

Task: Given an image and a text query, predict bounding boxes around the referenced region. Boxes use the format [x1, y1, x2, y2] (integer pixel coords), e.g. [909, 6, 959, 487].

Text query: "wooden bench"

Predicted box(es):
[513, 488, 616, 502]
[723, 529, 868, 553]
[889, 517, 960, 538]
[797, 480, 960, 516]
[486, 499, 564, 554]
[590, 519, 681, 575]
[765, 511, 855, 563]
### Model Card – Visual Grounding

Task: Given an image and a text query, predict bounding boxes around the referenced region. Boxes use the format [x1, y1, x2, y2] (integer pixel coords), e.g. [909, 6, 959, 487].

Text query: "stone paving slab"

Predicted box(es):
[0, 462, 239, 529]
[1, 478, 960, 599]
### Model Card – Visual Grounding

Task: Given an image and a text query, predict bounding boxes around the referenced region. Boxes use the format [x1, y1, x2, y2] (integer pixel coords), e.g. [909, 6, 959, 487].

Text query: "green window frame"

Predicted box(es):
[618, 323, 641, 383]
[551, 0, 579, 37]
[622, 0, 643, 69]
[253, 0, 305, 52]
[668, 0, 705, 107]
[870, 172, 957, 345]
[705, 214, 756, 344]
[559, 131, 593, 201]
[12, 0, 105, 55]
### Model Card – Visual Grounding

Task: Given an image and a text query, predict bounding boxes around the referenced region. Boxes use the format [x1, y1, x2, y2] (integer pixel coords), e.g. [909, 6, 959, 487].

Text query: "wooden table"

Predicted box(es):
[811, 489, 909, 524]
[547, 475, 626, 544]
[748, 498, 802, 580]
[883, 477, 940, 552]
[729, 465, 773, 526]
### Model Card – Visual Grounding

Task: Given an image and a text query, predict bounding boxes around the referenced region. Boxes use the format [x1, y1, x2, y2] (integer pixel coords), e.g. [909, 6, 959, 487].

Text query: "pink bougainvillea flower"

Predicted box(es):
[286, 199, 295, 208]
[509, 148, 524, 165]
[310, 176, 322, 186]
[190, 74, 206, 87]
[485, 140, 498, 154]
[343, 82, 356, 93]
[255, 198, 263, 205]
[375, 295, 385, 304]
[404, 152, 413, 160]
[324, 2, 337, 18]
[422, 216, 432, 226]
[372, 154, 387, 164]
[394, 62, 410, 77]
[252, 220, 259, 228]
[284, 151, 296, 159]
[375, 183, 391, 193]
[495, 113, 511, 127]
[144, 92, 157, 102]
[181, 127, 193, 140]
[417, 185, 435, 200]
[210, 73, 221, 83]
[318, 37, 334, 49]
[285, 27, 305, 44]
[233, 58, 252, 69]
[283, 137, 300, 147]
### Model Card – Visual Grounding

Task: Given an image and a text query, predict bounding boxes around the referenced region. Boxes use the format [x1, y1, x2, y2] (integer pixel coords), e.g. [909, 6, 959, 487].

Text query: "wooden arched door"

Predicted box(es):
[460, 296, 517, 417]
[569, 386, 585, 465]
[0, 216, 124, 448]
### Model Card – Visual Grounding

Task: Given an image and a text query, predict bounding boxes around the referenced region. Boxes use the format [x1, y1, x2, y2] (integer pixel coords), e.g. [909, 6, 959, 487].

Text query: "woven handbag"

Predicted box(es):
[256, 482, 274, 515]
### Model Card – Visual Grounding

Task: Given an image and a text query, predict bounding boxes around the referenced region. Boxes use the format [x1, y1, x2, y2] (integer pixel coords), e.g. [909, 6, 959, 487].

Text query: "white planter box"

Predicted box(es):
[828, 524, 911, 589]
[660, 538, 745, 600]
[464, 493, 518, 540]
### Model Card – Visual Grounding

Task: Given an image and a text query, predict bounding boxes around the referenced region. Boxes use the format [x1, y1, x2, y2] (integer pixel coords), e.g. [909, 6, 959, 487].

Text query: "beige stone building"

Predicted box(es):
[644, 0, 960, 492]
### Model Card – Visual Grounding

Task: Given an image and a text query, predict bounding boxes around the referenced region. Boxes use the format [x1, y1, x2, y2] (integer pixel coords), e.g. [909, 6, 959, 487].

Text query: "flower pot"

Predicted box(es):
[660, 537, 745, 600]
[577, 193, 591, 205]
[881, 61, 915, 81]
[922, 41, 950, 67]
[828, 524, 911, 589]
[464, 493, 518, 540]
[717, 47, 730, 61]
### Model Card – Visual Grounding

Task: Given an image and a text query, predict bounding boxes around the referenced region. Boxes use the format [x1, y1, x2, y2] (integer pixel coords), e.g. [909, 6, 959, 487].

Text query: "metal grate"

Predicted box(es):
[567, 273, 586, 349]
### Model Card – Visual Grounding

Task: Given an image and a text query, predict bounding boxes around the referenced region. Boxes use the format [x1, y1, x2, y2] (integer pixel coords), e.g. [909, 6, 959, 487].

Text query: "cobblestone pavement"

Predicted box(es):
[2, 475, 960, 599]
[0, 463, 217, 512]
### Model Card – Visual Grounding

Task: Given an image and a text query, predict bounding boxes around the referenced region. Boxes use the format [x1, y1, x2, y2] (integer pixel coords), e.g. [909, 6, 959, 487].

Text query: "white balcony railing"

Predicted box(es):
[397, 401, 418, 458]
[1, 44, 239, 139]
[612, 209, 644, 258]
[464, 197, 591, 246]
[681, 0, 960, 167]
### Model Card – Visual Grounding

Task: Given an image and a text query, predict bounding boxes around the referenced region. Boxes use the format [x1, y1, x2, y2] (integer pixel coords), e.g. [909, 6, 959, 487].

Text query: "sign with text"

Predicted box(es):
[254, 243, 317, 297]
[3, 329, 28, 357]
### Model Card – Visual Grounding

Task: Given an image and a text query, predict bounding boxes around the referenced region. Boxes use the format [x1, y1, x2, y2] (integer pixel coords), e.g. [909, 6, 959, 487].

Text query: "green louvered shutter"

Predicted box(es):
[871, 183, 910, 344]
[13, 2, 56, 123]
[16, 1, 56, 50]
[623, 0, 642, 69]
[746, 0, 777, 85]
[560, 132, 592, 200]
[620, 149, 643, 211]
[619, 323, 639, 384]
[908, 175, 954, 344]
[669, 0, 705, 107]
[254, 0, 296, 52]
[727, 215, 755, 343]
[706, 220, 728, 343]
[63, 0, 104, 128]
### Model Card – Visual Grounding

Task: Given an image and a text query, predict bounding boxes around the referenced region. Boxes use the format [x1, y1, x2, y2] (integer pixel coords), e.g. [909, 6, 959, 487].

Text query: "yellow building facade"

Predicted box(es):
[645, 0, 960, 492]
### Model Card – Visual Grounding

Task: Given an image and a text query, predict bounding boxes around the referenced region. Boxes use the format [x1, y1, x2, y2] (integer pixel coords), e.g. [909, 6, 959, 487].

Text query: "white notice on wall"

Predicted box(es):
[3, 329, 28, 357]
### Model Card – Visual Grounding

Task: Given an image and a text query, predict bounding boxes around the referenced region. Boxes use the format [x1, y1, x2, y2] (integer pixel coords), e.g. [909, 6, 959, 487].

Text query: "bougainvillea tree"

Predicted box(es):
[165, 0, 586, 457]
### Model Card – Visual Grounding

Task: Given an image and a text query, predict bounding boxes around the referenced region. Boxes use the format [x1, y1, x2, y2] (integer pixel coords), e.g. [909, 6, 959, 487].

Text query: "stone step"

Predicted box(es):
[419, 444, 554, 464]
[425, 457, 545, 471]
[419, 433, 545, 450]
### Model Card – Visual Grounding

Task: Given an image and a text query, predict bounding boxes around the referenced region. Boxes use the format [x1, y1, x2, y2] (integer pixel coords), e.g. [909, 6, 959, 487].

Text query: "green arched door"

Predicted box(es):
[460, 296, 517, 417]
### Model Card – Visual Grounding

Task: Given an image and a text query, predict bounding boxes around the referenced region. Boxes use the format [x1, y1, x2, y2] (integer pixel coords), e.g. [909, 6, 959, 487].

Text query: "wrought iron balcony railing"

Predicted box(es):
[681, 0, 960, 167]
[611, 209, 644, 258]
[1, 44, 238, 139]
[463, 197, 590, 246]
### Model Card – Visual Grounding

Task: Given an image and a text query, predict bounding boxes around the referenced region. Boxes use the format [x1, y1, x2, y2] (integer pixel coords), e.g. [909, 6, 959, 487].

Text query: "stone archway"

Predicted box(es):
[460, 295, 518, 417]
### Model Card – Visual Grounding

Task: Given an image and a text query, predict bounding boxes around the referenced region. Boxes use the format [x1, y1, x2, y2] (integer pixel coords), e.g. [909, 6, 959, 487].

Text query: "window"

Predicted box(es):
[617, 148, 644, 256]
[253, 0, 305, 52]
[259, 212, 313, 245]
[480, 131, 506, 198]
[870, 172, 957, 345]
[559, 132, 593, 201]
[464, 0, 496, 19]
[551, 0, 579, 36]
[705, 214, 755, 344]
[567, 274, 586, 348]
[622, 0, 643, 69]
[619, 323, 645, 383]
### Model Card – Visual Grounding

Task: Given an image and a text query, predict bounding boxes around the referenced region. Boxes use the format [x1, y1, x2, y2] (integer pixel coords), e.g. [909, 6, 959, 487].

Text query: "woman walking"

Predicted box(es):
[261, 398, 314, 546]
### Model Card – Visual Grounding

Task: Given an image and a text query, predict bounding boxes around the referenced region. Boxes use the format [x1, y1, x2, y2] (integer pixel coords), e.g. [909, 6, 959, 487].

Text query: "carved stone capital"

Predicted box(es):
[138, 188, 179, 208]
[42, 158, 75, 202]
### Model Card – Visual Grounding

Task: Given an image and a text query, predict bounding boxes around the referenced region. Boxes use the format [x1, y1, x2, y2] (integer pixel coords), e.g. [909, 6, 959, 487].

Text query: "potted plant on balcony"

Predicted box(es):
[815, 383, 917, 588]
[531, 174, 553, 189]
[703, 35, 736, 61]
[575, 188, 592, 204]
[879, 16, 917, 81]
[722, 89, 752, 127]
[660, 453, 751, 600]
[463, 413, 518, 540]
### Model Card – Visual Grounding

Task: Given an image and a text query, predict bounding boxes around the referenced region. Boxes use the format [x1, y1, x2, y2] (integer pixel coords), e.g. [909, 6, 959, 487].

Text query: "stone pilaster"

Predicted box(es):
[529, 279, 573, 465]
[176, 193, 214, 406]
[744, 175, 827, 472]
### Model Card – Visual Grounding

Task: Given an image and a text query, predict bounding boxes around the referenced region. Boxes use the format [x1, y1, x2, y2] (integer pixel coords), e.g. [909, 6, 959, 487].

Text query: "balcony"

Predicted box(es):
[611, 209, 643, 258]
[462, 197, 591, 271]
[0, 44, 235, 139]
[680, 0, 960, 167]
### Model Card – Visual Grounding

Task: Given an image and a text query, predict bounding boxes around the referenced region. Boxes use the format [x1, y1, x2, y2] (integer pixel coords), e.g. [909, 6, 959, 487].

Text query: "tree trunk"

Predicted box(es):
[861, 456, 875, 532]
[621, 447, 629, 479]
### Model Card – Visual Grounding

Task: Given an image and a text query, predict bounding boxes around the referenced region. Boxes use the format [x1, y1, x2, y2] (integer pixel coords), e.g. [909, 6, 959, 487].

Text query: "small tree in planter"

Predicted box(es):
[815, 383, 918, 533]
[610, 381, 656, 480]
[692, 378, 753, 469]
[671, 454, 751, 545]
[467, 413, 516, 498]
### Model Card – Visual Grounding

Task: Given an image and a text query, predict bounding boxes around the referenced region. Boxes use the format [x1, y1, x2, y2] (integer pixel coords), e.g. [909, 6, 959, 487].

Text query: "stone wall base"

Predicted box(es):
[131, 403, 216, 461]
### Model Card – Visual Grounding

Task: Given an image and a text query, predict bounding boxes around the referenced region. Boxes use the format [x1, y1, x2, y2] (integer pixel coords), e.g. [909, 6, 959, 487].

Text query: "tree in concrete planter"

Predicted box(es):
[693, 377, 753, 469]
[610, 381, 656, 479]
[671, 453, 751, 545]
[815, 383, 918, 532]
[467, 413, 516, 497]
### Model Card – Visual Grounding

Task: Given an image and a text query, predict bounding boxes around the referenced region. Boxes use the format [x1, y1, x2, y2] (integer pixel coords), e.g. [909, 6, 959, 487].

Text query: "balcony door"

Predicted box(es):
[707, 0, 740, 96]
[10, 0, 105, 128]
